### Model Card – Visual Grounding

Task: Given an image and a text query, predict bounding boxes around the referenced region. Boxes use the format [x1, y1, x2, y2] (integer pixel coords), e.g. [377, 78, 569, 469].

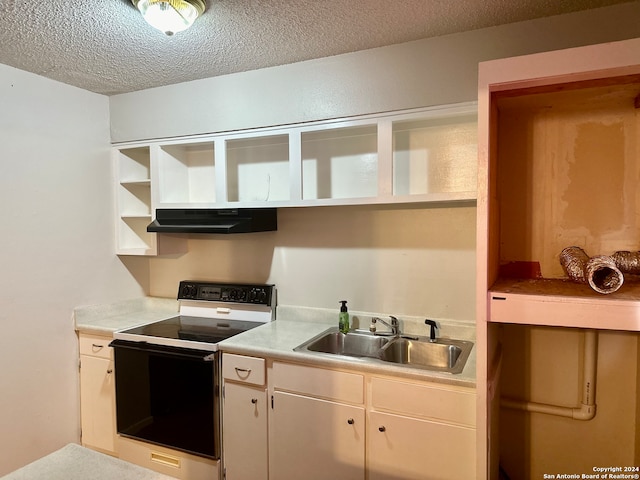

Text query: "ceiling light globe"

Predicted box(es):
[133, 0, 205, 36]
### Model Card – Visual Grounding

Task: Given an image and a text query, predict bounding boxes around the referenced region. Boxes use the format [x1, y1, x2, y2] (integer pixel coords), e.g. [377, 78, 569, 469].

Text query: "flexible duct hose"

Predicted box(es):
[560, 246, 624, 294]
[611, 250, 640, 274]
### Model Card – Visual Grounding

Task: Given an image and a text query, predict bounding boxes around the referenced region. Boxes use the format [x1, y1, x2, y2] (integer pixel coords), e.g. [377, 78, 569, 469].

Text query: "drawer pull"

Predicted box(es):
[347, 418, 354, 425]
[378, 426, 386, 432]
[251, 398, 258, 404]
[234, 367, 252, 378]
[91, 344, 104, 350]
[106, 369, 113, 374]
[150, 451, 181, 468]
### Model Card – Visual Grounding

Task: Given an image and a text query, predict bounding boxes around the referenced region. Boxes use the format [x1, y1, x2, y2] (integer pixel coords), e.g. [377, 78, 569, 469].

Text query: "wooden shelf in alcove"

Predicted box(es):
[488, 277, 640, 331]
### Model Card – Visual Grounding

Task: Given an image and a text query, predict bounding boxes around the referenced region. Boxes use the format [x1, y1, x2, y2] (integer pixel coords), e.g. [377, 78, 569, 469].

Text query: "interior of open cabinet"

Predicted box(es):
[487, 75, 640, 331]
[301, 124, 378, 201]
[392, 112, 477, 198]
[226, 134, 290, 203]
[114, 146, 187, 256]
[156, 141, 216, 206]
[114, 146, 156, 255]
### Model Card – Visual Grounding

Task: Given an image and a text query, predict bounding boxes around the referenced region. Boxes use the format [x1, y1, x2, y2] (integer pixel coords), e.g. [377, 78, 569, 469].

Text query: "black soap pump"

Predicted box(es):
[339, 300, 350, 334]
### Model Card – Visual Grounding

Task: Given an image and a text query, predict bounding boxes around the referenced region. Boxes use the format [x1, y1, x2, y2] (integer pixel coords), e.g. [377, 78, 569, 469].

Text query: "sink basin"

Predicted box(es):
[294, 327, 473, 374]
[295, 329, 390, 358]
[378, 337, 473, 374]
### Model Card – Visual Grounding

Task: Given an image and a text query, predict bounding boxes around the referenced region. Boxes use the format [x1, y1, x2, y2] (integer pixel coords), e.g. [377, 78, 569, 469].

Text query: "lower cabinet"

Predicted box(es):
[368, 411, 475, 480]
[78, 333, 117, 455]
[270, 391, 365, 480]
[368, 376, 476, 480]
[222, 353, 268, 480]
[269, 359, 366, 480]
[220, 354, 476, 480]
[222, 382, 268, 480]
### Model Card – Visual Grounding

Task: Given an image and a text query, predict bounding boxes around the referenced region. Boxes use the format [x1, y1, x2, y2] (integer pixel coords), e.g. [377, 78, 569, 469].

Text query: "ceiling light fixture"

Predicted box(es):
[132, 0, 206, 36]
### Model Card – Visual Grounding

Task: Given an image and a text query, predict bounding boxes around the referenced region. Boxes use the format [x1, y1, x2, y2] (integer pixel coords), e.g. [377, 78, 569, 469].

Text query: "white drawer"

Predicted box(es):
[78, 333, 113, 360]
[222, 353, 266, 386]
[118, 436, 219, 480]
[272, 361, 364, 404]
[370, 376, 476, 427]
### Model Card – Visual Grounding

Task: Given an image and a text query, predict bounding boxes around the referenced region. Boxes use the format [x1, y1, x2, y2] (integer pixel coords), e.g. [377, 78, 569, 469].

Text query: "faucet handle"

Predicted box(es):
[389, 315, 399, 325]
[369, 318, 377, 332]
[424, 319, 438, 342]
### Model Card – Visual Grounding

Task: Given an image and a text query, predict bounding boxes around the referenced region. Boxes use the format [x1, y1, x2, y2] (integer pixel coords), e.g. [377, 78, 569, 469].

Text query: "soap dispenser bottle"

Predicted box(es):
[339, 300, 350, 334]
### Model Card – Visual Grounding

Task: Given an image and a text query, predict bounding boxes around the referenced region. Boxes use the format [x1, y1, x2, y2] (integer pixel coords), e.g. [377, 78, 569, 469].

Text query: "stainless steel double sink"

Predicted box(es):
[294, 327, 473, 374]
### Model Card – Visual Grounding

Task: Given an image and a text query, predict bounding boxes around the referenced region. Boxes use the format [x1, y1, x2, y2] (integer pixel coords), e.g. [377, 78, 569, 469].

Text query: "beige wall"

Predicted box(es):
[0, 64, 146, 476]
[148, 205, 477, 321]
[499, 325, 639, 479]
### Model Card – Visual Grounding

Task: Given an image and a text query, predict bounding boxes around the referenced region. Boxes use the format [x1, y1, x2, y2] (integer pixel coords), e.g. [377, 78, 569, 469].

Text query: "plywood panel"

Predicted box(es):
[497, 81, 640, 279]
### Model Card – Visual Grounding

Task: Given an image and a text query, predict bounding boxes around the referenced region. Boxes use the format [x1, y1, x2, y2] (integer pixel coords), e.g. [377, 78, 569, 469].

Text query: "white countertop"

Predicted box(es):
[74, 298, 476, 388]
[219, 318, 476, 388]
[0, 443, 175, 480]
[74, 297, 178, 335]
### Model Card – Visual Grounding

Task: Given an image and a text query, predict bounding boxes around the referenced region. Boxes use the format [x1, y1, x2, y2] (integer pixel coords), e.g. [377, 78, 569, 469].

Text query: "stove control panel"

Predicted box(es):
[178, 281, 274, 306]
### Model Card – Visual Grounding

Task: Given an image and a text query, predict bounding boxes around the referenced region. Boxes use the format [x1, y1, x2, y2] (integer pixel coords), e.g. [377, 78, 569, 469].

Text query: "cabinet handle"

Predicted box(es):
[92, 344, 104, 350]
[347, 418, 354, 425]
[106, 369, 113, 374]
[378, 426, 386, 432]
[251, 398, 258, 404]
[234, 367, 252, 376]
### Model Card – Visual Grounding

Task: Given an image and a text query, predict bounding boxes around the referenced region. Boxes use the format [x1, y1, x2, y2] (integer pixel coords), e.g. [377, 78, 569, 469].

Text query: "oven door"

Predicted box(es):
[110, 339, 220, 459]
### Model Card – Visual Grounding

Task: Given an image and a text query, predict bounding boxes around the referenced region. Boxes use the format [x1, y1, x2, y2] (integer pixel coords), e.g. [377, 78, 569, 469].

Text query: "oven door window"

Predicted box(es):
[111, 340, 217, 459]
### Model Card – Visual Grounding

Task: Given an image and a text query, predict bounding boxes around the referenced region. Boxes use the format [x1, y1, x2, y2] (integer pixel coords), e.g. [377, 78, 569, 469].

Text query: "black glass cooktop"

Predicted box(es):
[122, 316, 261, 344]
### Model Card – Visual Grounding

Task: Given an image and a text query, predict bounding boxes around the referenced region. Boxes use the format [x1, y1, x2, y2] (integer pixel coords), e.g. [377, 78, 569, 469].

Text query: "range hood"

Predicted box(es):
[147, 208, 277, 234]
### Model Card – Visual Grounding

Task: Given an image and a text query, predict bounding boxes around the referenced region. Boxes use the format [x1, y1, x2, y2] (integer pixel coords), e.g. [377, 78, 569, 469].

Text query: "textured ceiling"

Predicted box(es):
[0, 0, 635, 96]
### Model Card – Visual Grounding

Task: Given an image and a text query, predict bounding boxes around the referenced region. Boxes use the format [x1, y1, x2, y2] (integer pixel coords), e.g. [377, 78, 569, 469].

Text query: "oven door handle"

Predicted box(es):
[110, 339, 217, 362]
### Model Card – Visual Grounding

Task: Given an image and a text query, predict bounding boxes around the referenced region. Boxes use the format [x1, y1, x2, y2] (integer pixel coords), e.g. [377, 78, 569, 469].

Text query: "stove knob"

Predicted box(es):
[181, 284, 196, 298]
[249, 289, 258, 302]
[258, 289, 267, 303]
[238, 289, 247, 301]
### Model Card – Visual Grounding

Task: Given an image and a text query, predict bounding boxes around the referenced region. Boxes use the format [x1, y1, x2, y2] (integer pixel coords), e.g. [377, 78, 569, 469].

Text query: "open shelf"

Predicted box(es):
[118, 182, 151, 217]
[113, 146, 186, 256]
[114, 146, 155, 254]
[487, 75, 640, 330]
[117, 147, 150, 182]
[116, 217, 155, 255]
[489, 277, 640, 331]
[226, 134, 290, 203]
[157, 141, 216, 206]
[392, 113, 477, 197]
[301, 124, 378, 201]
[111, 102, 479, 254]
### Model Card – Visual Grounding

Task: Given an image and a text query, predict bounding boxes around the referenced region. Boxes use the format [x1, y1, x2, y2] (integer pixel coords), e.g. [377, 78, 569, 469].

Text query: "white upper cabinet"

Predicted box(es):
[112, 102, 477, 254]
[226, 133, 291, 204]
[113, 146, 155, 255]
[155, 141, 216, 207]
[391, 109, 477, 201]
[301, 123, 378, 202]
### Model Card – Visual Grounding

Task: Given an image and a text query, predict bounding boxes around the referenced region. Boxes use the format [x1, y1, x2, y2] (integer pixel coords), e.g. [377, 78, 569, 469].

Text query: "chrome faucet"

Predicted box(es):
[370, 316, 400, 336]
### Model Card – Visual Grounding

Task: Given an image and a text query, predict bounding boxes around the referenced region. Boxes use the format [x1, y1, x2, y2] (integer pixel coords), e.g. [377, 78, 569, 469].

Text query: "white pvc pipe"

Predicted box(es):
[501, 329, 598, 421]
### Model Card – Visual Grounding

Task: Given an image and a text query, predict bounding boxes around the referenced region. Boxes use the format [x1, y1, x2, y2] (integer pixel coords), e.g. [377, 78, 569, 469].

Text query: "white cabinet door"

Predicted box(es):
[223, 382, 268, 480]
[79, 354, 116, 454]
[270, 391, 365, 480]
[368, 411, 475, 480]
